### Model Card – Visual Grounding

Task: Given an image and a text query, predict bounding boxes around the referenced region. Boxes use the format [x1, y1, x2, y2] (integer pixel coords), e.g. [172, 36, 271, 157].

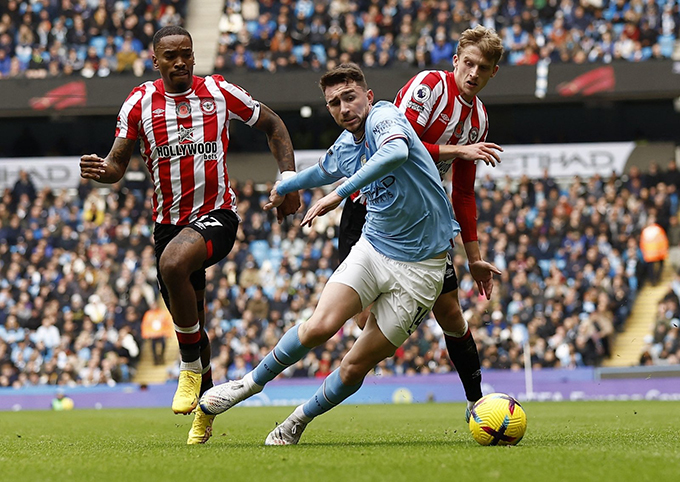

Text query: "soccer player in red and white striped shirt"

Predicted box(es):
[395, 26, 504, 419]
[79, 26, 300, 444]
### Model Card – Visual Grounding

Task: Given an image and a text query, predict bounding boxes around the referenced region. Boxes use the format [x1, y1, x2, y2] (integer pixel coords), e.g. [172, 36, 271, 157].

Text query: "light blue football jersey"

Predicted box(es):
[321, 101, 460, 262]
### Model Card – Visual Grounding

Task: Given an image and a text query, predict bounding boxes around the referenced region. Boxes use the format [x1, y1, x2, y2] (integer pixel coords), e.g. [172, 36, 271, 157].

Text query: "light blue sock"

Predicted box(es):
[252, 325, 310, 386]
[302, 368, 363, 419]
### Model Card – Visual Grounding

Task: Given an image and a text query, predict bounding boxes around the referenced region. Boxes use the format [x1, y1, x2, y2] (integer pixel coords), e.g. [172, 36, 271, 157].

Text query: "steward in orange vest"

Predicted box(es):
[640, 223, 669, 263]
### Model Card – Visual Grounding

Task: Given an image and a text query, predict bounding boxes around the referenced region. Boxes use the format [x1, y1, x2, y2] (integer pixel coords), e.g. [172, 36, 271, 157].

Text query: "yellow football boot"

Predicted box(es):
[187, 406, 215, 445]
[172, 370, 202, 414]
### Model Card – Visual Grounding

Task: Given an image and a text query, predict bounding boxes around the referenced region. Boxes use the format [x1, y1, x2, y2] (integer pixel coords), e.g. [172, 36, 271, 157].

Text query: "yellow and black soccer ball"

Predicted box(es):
[469, 393, 527, 446]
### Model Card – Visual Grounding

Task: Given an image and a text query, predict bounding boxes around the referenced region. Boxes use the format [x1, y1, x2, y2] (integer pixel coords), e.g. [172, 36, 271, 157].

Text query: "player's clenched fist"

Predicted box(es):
[80, 154, 107, 180]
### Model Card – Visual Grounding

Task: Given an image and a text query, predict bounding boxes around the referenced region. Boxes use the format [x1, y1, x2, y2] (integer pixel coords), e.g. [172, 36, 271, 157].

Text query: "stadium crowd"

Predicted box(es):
[214, 0, 680, 72]
[1, 1, 679, 80]
[1, 157, 679, 389]
[642, 282, 680, 365]
[0, 0, 187, 79]
[640, 170, 680, 366]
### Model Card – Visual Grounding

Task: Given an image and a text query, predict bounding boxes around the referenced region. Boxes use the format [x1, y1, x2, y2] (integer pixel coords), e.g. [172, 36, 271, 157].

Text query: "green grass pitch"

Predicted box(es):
[1, 401, 678, 482]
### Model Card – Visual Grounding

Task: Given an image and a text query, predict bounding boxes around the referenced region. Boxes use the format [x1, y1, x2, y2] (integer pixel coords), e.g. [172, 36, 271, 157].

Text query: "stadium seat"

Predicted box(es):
[90, 36, 107, 58]
[250, 240, 271, 267]
[311, 44, 327, 64]
[659, 34, 676, 58]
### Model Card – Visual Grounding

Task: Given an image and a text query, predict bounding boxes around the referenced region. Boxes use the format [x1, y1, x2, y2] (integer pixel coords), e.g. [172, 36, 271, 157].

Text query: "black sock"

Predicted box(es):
[200, 368, 213, 396]
[445, 329, 482, 402]
[176, 328, 201, 363]
[199, 330, 213, 396]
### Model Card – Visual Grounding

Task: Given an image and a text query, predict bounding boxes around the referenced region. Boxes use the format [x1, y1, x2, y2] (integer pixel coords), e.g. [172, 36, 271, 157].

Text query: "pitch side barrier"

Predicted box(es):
[1, 366, 679, 411]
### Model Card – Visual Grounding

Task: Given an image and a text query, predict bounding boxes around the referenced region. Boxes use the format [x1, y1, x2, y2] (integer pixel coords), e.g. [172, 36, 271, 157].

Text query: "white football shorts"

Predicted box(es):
[328, 236, 446, 347]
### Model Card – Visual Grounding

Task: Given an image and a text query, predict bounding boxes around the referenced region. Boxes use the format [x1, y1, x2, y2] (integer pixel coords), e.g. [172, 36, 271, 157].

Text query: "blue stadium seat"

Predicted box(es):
[292, 45, 304, 63]
[249, 239, 271, 267]
[90, 36, 107, 57]
[612, 23, 625, 38]
[658, 34, 676, 58]
[246, 21, 259, 35]
[290, 44, 327, 65]
[268, 247, 283, 271]
[311, 44, 327, 64]
[508, 50, 524, 65]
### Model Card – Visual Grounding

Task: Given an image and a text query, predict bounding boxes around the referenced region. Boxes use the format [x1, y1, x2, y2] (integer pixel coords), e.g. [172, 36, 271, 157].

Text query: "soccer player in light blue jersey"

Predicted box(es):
[199, 64, 458, 445]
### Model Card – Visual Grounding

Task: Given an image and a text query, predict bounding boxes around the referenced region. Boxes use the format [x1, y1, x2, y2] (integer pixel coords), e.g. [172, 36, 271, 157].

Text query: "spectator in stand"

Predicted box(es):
[116, 37, 139, 73]
[639, 215, 669, 286]
[142, 299, 173, 365]
[642, 289, 680, 366]
[430, 30, 454, 66]
[12, 170, 37, 203]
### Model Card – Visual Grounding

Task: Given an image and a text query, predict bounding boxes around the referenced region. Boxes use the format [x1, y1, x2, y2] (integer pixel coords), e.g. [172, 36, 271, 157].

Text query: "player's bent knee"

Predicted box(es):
[339, 360, 369, 386]
[298, 319, 339, 347]
[158, 253, 181, 279]
[159, 253, 193, 284]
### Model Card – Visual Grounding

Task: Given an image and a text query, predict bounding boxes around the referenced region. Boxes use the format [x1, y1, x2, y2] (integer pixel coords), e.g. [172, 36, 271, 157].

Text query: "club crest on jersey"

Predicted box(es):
[453, 121, 465, 138]
[176, 101, 191, 118]
[361, 153, 367, 166]
[469, 127, 480, 142]
[200, 99, 216, 115]
[412, 84, 431, 104]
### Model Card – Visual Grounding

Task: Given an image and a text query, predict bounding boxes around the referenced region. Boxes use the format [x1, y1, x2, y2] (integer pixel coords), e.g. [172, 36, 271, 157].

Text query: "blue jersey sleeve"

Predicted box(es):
[276, 163, 339, 196]
[335, 138, 409, 198]
[366, 102, 411, 149]
[321, 142, 350, 178]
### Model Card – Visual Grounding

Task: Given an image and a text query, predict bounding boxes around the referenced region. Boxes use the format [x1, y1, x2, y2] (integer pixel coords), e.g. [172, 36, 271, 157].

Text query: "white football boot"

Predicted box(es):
[199, 372, 262, 415]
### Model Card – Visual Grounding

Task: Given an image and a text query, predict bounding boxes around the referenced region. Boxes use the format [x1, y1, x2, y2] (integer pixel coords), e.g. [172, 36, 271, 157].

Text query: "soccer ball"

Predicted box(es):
[468, 393, 527, 446]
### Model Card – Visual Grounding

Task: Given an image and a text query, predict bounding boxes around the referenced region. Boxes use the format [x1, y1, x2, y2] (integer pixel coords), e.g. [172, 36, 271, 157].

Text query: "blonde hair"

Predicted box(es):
[457, 26, 504, 66]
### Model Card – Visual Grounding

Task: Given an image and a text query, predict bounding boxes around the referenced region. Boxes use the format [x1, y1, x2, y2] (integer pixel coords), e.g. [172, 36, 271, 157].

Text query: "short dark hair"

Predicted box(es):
[319, 63, 368, 93]
[152, 26, 192, 50]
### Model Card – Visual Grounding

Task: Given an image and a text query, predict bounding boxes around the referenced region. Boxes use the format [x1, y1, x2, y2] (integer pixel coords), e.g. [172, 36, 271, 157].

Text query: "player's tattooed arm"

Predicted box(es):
[254, 103, 301, 220]
[254, 103, 296, 172]
[80, 137, 136, 183]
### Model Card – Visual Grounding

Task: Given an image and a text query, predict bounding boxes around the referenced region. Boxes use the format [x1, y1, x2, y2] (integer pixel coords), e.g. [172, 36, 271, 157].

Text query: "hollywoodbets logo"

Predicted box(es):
[153, 141, 219, 160]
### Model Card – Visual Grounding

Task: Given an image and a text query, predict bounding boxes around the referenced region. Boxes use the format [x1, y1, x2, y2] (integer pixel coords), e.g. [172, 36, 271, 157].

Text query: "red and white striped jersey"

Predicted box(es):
[394, 70, 489, 174]
[116, 74, 260, 225]
[394, 70, 489, 243]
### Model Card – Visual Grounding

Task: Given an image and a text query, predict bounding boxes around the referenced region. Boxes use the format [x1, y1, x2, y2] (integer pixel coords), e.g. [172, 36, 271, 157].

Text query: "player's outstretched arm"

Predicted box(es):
[80, 137, 136, 183]
[439, 142, 503, 166]
[301, 191, 343, 227]
[266, 181, 342, 228]
[253, 103, 301, 222]
[264, 164, 340, 213]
